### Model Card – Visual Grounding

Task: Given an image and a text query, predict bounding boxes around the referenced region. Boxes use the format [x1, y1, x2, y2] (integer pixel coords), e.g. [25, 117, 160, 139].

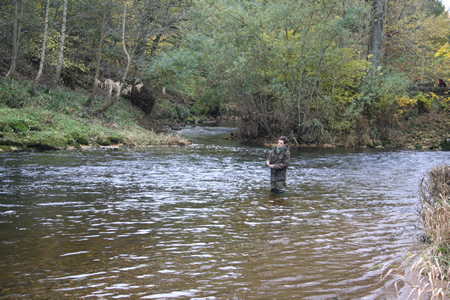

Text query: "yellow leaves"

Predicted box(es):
[442, 96, 450, 112]
[381, 93, 433, 118]
[435, 42, 450, 59]
[413, 92, 431, 113]
[427, 92, 440, 102]
[395, 95, 416, 107]
[388, 8, 450, 79]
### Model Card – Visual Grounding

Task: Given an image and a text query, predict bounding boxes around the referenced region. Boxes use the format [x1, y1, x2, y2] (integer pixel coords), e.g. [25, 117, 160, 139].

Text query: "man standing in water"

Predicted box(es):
[266, 136, 290, 194]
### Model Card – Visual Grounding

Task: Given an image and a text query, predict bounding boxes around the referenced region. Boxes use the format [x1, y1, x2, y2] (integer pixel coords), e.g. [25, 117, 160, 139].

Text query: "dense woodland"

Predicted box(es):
[1, 0, 450, 147]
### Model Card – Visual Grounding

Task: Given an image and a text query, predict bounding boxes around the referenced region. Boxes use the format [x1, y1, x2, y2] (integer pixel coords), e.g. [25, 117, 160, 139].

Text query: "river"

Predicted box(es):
[0, 124, 449, 299]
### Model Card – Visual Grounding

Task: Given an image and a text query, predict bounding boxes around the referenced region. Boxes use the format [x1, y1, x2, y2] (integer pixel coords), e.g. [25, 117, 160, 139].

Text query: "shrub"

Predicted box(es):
[7, 119, 28, 135]
[0, 79, 30, 108]
[441, 138, 450, 151]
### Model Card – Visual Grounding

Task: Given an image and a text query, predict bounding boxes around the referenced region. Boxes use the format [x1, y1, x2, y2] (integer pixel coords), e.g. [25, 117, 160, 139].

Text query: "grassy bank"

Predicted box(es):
[0, 79, 189, 151]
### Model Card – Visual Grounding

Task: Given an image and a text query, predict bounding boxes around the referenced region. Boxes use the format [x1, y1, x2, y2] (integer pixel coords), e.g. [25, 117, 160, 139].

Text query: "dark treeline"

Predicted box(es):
[1, 0, 449, 146]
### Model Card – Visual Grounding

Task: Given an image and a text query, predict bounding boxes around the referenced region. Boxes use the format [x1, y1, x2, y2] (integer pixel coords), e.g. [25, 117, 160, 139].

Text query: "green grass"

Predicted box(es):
[0, 79, 189, 151]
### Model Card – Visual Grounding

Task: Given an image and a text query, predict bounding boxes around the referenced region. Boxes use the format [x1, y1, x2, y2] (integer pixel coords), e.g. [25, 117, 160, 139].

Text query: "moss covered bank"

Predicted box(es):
[0, 80, 189, 152]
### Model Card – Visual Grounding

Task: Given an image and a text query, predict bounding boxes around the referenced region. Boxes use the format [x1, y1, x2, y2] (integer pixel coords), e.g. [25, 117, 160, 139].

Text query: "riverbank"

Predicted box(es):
[0, 107, 190, 152]
[0, 79, 190, 152]
[1, 79, 449, 152]
[258, 112, 450, 151]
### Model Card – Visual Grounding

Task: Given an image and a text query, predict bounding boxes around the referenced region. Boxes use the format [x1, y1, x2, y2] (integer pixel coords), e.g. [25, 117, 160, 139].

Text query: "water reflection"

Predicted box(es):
[0, 126, 449, 299]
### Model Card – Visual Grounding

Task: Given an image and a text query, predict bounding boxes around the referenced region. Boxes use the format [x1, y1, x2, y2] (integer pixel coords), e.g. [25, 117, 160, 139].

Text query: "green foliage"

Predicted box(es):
[71, 131, 90, 145]
[0, 79, 90, 116]
[36, 132, 69, 150]
[354, 69, 412, 114]
[0, 79, 32, 108]
[344, 68, 413, 140]
[152, 98, 194, 121]
[152, 99, 177, 119]
[349, 68, 412, 120]
[1, 0, 449, 145]
[148, 0, 371, 140]
[384, 3, 450, 82]
[6, 119, 28, 135]
[142, 0, 450, 143]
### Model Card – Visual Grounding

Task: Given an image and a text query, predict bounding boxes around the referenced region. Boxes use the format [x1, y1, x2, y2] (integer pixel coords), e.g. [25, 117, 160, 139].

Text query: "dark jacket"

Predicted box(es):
[267, 145, 290, 182]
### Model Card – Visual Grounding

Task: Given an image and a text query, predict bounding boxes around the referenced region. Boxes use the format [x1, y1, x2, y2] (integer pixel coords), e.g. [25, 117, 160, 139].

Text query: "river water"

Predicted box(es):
[0, 124, 449, 299]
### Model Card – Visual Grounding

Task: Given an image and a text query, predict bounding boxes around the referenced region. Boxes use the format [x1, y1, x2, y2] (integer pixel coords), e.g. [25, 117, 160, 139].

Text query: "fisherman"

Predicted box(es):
[266, 136, 290, 194]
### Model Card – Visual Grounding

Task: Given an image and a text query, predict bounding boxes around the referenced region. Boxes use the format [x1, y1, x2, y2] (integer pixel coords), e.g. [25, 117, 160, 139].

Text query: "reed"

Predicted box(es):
[382, 165, 450, 299]
[419, 165, 450, 256]
[382, 250, 449, 299]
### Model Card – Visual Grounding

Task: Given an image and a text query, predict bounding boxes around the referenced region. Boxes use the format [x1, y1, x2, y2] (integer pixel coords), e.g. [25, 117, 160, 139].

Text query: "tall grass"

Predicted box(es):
[383, 165, 450, 299]
[419, 165, 450, 255]
[383, 250, 449, 299]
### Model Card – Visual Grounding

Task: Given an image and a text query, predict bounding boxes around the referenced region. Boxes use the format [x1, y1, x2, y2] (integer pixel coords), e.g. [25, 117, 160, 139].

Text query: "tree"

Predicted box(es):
[5, 0, 20, 79]
[34, 0, 50, 85]
[92, 0, 191, 115]
[85, 0, 109, 107]
[52, 0, 68, 87]
[382, 0, 450, 81]
[367, 0, 385, 71]
[148, 0, 370, 141]
[93, 0, 131, 115]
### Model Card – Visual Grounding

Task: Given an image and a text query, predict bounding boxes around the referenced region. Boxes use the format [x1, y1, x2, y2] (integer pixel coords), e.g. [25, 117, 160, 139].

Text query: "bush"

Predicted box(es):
[73, 132, 90, 145]
[441, 138, 450, 151]
[0, 79, 31, 108]
[7, 119, 28, 135]
[356, 69, 412, 117]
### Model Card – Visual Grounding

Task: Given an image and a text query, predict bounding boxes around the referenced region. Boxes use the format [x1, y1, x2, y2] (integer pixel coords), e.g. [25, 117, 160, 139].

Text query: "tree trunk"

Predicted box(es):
[119, 1, 132, 85]
[5, 0, 19, 79]
[368, 0, 385, 71]
[85, 0, 109, 106]
[93, 1, 131, 115]
[34, 0, 50, 85]
[52, 0, 68, 87]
